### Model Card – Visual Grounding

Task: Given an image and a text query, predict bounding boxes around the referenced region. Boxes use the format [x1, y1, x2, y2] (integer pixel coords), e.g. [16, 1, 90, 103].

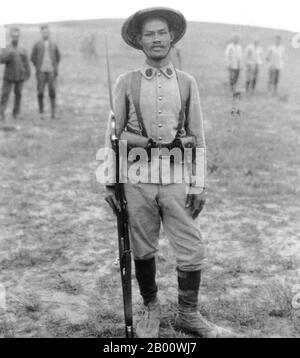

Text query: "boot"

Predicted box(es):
[175, 269, 237, 338]
[38, 95, 44, 119]
[136, 298, 161, 338]
[245, 80, 250, 93]
[135, 257, 161, 338]
[50, 96, 56, 119]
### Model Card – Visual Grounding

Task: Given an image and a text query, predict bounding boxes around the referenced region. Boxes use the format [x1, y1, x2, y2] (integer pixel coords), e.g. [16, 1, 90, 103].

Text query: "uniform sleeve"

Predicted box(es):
[103, 74, 128, 185]
[105, 74, 128, 147]
[186, 76, 207, 190]
[0, 48, 13, 64]
[30, 44, 37, 67]
[225, 44, 231, 68]
[244, 45, 250, 61]
[265, 46, 272, 62]
[239, 46, 244, 67]
[55, 45, 61, 64]
[23, 50, 31, 80]
[187, 76, 206, 149]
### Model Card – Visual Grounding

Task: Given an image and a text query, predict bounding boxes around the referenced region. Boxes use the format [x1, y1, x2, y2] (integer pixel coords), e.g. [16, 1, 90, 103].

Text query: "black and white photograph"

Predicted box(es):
[0, 0, 299, 341]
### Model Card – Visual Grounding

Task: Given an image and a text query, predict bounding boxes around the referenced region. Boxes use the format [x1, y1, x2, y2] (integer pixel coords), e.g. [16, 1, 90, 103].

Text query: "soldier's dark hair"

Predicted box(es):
[40, 25, 49, 31]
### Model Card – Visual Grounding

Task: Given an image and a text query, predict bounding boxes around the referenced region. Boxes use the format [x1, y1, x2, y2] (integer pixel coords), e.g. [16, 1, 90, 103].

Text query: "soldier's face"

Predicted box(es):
[138, 18, 174, 60]
[10, 30, 20, 44]
[41, 28, 50, 40]
[233, 36, 239, 44]
[275, 36, 281, 45]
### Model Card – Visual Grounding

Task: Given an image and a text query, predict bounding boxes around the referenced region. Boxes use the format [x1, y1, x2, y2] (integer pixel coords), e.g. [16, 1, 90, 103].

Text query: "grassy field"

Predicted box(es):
[0, 19, 299, 338]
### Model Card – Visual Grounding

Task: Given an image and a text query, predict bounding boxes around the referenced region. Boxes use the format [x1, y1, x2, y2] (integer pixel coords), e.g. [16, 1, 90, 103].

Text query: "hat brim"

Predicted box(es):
[121, 7, 187, 50]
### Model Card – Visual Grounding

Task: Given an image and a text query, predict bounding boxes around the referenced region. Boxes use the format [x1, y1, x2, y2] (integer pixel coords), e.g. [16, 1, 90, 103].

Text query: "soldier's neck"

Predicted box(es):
[146, 57, 170, 69]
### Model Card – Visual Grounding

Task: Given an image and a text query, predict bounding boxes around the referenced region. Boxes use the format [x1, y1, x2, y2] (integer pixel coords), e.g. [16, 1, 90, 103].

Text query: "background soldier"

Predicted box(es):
[244, 38, 263, 93]
[105, 7, 237, 338]
[80, 34, 98, 61]
[266, 35, 284, 95]
[0, 27, 30, 121]
[225, 35, 243, 92]
[31, 25, 61, 119]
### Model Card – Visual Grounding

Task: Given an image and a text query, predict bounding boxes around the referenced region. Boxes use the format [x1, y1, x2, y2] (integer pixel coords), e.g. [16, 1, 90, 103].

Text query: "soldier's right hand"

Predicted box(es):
[105, 185, 121, 216]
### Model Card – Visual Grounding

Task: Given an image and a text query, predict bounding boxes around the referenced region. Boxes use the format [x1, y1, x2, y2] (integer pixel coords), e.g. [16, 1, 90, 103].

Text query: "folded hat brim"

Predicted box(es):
[121, 7, 187, 50]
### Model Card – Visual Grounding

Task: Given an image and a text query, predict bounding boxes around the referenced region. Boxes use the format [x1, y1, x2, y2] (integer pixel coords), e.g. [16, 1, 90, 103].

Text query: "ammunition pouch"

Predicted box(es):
[120, 130, 196, 163]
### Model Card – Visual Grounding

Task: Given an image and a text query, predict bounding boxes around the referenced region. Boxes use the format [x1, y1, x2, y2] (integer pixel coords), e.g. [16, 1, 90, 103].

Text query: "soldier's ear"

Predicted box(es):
[170, 30, 175, 43]
[137, 34, 143, 47]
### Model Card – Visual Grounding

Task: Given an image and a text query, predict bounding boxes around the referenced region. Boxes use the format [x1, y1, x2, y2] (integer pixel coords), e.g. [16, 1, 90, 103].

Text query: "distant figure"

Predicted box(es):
[266, 35, 284, 95]
[244, 39, 263, 93]
[80, 34, 98, 61]
[31, 25, 61, 119]
[225, 35, 243, 92]
[0, 28, 30, 121]
[171, 45, 182, 70]
[231, 91, 242, 119]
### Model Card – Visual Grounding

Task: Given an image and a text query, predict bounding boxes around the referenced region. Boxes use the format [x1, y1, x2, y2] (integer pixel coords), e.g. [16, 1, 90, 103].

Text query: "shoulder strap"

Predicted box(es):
[128, 69, 191, 139]
[130, 71, 148, 137]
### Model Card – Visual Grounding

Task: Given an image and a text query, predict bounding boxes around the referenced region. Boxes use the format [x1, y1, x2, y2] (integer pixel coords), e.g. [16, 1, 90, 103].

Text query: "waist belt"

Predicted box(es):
[148, 138, 183, 151]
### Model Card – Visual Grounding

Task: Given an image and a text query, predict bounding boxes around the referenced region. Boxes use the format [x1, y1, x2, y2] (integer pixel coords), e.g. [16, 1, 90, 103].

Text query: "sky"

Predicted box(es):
[0, 0, 299, 32]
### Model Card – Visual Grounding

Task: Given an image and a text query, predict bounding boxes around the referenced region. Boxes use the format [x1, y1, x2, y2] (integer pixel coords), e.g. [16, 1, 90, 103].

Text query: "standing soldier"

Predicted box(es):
[104, 7, 236, 338]
[225, 35, 243, 92]
[0, 27, 30, 121]
[244, 39, 263, 93]
[266, 35, 284, 95]
[31, 25, 60, 119]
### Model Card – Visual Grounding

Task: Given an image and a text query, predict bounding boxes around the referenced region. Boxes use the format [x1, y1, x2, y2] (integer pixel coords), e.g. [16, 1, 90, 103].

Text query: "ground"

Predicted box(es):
[0, 20, 299, 338]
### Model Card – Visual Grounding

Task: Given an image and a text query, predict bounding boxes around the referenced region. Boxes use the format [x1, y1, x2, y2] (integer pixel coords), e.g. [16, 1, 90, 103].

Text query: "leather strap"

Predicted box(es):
[128, 69, 191, 139]
[130, 71, 148, 137]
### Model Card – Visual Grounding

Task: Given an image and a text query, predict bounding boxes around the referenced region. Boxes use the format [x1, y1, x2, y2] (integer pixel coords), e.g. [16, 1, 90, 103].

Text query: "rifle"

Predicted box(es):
[104, 35, 134, 338]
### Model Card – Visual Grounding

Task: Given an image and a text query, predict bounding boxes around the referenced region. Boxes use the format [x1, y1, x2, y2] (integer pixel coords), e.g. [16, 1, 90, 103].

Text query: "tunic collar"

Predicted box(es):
[141, 62, 175, 80]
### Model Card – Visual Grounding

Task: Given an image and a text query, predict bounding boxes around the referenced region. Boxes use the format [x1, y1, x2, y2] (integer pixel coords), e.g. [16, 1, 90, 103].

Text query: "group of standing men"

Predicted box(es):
[0, 25, 60, 121]
[225, 35, 285, 95]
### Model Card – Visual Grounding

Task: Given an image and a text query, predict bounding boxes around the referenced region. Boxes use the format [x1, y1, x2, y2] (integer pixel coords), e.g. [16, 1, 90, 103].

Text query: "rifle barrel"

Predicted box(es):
[105, 34, 114, 112]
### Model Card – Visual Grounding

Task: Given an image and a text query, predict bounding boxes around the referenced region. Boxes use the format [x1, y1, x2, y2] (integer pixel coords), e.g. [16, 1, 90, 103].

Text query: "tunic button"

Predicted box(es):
[158, 84, 162, 88]
[158, 123, 163, 128]
[158, 110, 162, 114]
[158, 137, 162, 140]
[158, 96, 162, 101]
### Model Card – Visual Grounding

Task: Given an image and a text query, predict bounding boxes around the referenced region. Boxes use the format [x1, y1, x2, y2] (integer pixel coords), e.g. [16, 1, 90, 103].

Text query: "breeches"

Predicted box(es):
[229, 69, 240, 86]
[246, 64, 259, 82]
[124, 182, 206, 271]
[0, 79, 24, 115]
[37, 71, 56, 97]
[268, 68, 280, 86]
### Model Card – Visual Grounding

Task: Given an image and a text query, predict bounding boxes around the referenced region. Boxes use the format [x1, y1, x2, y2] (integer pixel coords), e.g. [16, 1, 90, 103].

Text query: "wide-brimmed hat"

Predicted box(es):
[121, 7, 187, 50]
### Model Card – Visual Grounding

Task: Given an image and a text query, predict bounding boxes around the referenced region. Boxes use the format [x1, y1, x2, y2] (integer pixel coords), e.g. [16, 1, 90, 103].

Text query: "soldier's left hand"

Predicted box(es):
[185, 189, 206, 219]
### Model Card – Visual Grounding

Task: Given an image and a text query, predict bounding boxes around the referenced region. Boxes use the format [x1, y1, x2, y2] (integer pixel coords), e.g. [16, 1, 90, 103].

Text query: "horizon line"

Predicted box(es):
[0, 17, 297, 34]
